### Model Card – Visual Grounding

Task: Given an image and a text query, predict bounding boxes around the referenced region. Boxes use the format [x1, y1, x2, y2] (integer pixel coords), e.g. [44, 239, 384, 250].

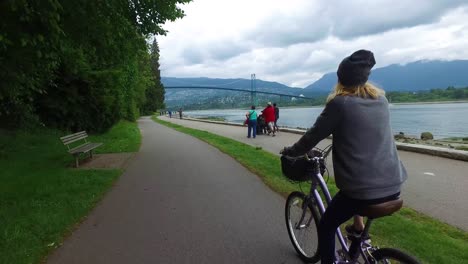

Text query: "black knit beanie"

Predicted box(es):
[337, 50, 376, 87]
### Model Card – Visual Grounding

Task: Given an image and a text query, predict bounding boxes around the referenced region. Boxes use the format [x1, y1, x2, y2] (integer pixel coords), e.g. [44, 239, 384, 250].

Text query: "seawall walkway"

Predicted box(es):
[47, 117, 304, 263]
[159, 116, 468, 231]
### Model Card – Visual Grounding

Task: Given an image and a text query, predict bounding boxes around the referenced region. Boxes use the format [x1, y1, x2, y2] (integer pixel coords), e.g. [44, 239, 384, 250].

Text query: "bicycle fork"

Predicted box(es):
[295, 196, 314, 229]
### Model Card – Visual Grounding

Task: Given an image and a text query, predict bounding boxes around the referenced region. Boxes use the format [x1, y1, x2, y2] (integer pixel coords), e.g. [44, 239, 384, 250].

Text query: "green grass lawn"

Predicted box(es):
[0, 120, 140, 264]
[154, 117, 468, 264]
[88, 120, 141, 153]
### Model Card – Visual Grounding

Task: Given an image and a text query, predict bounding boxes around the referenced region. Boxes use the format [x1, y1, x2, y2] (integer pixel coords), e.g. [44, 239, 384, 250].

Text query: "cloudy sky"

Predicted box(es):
[158, 0, 468, 88]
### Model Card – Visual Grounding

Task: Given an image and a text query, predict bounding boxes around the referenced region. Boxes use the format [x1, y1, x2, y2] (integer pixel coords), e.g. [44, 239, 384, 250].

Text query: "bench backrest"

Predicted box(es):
[60, 131, 88, 150]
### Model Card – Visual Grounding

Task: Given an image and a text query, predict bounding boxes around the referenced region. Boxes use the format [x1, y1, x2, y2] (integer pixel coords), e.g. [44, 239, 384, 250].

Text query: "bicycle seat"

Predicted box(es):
[358, 198, 403, 219]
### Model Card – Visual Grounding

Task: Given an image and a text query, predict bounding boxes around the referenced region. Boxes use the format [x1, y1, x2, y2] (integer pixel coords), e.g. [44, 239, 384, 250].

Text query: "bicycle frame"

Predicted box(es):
[289, 148, 418, 264]
[301, 156, 349, 253]
[298, 156, 380, 264]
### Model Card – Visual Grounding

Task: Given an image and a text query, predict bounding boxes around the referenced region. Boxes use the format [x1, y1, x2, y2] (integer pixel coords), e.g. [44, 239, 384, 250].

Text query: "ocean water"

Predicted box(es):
[184, 102, 468, 139]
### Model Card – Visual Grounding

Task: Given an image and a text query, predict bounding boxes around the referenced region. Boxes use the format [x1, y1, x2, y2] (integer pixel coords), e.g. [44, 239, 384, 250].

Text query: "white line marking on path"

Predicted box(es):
[423, 172, 435, 176]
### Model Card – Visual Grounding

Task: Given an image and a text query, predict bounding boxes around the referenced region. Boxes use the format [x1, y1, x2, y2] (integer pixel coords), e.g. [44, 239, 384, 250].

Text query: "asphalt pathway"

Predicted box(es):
[47, 117, 304, 264]
[160, 116, 468, 231]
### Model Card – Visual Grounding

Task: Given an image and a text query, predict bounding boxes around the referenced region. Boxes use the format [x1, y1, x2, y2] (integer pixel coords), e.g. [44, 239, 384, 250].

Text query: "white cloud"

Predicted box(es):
[158, 1, 468, 87]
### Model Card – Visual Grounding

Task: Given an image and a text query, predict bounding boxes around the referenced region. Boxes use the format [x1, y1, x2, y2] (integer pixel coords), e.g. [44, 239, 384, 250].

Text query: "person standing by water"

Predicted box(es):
[262, 102, 276, 136]
[246, 105, 258, 138]
[179, 108, 183, 119]
[281, 50, 407, 264]
[273, 103, 279, 133]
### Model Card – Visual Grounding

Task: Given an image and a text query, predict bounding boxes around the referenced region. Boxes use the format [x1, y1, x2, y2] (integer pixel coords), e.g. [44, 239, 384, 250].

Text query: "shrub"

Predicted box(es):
[420, 132, 434, 140]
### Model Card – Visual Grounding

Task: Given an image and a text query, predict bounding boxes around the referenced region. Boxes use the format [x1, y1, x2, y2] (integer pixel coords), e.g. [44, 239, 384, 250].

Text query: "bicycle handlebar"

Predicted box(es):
[323, 144, 333, 158]
[281, 144, 332, 162]
[304, 153, 322, 162]
[304, 144, 332, 161]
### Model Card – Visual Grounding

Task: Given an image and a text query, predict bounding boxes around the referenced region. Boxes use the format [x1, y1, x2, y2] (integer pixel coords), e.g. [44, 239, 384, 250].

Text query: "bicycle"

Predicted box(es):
[282, 145, 420, 264]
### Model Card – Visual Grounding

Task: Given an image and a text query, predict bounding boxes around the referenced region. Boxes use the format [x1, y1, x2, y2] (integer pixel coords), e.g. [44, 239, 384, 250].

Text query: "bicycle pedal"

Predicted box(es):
[347, 233, 361, 238]
[334, 260, 350, 264]
[347, 232, 371, 241]
[346, 234, 362, 242]
[336, 249, 349, 260]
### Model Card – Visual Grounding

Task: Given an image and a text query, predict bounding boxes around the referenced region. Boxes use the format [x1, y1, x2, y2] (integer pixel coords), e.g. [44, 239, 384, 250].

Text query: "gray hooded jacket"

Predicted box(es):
[288, 95, 407, 200]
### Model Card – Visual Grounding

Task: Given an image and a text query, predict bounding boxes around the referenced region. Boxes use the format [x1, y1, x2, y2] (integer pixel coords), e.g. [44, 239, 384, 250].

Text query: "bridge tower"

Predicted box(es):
[250, 73, 257, 106]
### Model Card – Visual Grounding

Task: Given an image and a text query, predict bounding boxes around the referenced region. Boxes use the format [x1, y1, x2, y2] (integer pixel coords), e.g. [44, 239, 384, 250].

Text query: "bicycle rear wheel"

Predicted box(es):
[371, 248, 420, 264]
[285, 191, 321, 263]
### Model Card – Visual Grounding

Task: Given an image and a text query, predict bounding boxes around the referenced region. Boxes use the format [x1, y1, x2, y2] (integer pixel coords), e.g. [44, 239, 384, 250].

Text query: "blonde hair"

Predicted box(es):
[327, 82, 385, 102]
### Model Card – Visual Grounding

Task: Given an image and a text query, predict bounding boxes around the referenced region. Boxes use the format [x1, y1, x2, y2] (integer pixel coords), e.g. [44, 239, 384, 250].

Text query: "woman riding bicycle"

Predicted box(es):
[281, 50, 407, 264]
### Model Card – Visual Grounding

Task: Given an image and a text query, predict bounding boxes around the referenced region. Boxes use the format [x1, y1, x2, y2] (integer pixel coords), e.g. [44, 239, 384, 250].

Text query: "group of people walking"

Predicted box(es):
[245, 102, 279, 138]
[160, 108, 183, 119]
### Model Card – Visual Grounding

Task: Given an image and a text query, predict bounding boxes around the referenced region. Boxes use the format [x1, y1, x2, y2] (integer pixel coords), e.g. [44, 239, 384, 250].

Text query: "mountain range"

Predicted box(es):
[162, 60, 468, 108]
[303, 60, 468, 95]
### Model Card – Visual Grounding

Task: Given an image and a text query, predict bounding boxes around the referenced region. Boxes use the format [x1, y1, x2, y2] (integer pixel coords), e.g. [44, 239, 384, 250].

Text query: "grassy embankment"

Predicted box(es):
[0, 120, 140, 264]
[443, 137, 468, 151]
[153, 117, 468, 264]
[394, 136, 468, 151]
[196, 116, 227, 122]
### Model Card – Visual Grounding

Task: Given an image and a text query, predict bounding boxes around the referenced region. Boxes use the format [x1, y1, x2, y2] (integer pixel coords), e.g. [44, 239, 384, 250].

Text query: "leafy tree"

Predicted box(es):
[0, 0, 63, 127]
[454, 89, 465, 99]
[0, 0, 192, 131]
[386, 87, 468, 103]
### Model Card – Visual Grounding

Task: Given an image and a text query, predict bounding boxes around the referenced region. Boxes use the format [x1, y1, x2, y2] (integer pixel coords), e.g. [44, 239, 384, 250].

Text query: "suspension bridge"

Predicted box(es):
[165, 86, 313, 99]
[164, 74, 315, 106]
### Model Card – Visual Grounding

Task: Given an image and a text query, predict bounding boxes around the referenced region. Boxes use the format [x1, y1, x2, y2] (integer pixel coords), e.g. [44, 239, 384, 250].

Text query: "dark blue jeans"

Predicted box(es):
[318, 191, 400, 264]
[248, 119, 257, 138]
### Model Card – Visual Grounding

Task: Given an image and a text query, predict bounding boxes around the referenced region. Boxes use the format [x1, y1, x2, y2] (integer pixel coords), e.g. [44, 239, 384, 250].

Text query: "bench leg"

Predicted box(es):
[89, 150, 93, 159]
[75, 155, 79, 168]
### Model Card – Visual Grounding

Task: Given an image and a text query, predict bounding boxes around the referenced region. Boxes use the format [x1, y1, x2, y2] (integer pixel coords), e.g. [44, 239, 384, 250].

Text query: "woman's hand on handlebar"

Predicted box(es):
[280, 146, 294, 156]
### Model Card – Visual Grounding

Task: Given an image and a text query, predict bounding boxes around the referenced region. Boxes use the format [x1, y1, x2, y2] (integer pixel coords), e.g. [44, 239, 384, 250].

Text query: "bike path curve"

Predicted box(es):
[159, 116, 468, 231]
[46, 117, 304, 264]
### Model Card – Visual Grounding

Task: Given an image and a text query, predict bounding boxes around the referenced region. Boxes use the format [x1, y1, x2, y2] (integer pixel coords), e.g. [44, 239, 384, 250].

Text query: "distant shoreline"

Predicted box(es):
[182, 100, 468, 112]
[281, 99, 468, 108]
[390, 100, 468, 105]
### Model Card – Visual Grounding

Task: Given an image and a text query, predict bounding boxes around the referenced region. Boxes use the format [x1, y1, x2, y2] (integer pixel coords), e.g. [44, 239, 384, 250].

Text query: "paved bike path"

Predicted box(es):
[47, 117, 303, 264]
[159, 116, 468, 231]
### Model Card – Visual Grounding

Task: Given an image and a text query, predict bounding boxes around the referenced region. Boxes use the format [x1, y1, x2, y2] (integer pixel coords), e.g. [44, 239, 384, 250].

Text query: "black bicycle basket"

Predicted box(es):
[280, 149, 325, 182]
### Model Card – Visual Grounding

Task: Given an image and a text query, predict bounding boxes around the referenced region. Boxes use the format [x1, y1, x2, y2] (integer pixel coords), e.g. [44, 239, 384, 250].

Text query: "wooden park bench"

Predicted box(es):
[60, 131, 103, 167]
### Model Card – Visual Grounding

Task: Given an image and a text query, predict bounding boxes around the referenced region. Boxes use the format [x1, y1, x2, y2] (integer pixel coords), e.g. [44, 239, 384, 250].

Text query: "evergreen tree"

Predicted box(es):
[142, 38, 165, 114]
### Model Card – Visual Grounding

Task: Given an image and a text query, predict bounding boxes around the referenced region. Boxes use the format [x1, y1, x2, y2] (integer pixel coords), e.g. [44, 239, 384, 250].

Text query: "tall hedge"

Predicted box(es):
[0, 0, 189, 132]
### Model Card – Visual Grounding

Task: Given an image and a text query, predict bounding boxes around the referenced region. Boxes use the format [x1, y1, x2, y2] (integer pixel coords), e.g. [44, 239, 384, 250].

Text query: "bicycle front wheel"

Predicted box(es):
[285, 191, 321, 263]
[371, 248, 420, 264]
